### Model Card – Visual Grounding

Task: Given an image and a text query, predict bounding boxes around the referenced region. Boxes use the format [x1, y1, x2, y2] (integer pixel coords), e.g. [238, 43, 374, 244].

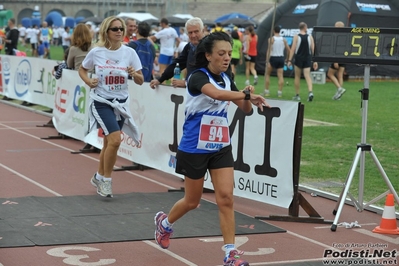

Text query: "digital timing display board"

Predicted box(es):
[313, 26, 399, 65]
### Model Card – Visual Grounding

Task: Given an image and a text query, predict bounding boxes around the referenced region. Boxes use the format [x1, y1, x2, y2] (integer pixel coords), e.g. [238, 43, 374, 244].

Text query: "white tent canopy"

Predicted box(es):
[173, 14, 194, 20]
[116, 12, 158, 22]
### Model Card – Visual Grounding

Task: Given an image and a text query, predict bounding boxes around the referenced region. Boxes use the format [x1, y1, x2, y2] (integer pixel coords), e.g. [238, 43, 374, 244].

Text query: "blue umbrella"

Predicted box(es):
[214, 12, 253, 23]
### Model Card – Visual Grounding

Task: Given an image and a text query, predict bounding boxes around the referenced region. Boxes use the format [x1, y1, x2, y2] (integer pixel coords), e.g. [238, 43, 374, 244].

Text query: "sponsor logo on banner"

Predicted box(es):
[2, 57, 11, 94]
[280, 28, 313, 37]
[168, 155, 177, 169]
[293, 4, 318, 14]
[54, 86, 68, 113]
[14, 59, 31, 97]
[35, 67, 56, 95]
[356, 2, 391, 12]
[71, 85, 87, 127]
[95, 127, 142, 157]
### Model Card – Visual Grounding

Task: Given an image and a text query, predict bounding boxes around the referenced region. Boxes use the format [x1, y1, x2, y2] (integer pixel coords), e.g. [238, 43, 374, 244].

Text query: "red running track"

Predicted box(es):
[0, 101, 397, 266]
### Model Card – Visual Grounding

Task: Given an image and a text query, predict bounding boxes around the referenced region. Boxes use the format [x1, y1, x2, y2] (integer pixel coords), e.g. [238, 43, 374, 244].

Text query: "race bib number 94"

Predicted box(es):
[197, 115, 230, 151]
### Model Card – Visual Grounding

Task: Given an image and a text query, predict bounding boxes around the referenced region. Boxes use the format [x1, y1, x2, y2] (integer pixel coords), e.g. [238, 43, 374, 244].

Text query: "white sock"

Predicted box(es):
[95, 172, 104, 181]
[161, 217, 173, 231]
[103, 177, 112, 182]
[224, 244, 235, 260]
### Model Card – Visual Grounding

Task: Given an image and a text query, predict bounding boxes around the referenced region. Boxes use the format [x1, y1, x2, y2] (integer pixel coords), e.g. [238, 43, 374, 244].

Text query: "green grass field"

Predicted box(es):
[10, 44, 399, 207]
[234, 71, 398, 207]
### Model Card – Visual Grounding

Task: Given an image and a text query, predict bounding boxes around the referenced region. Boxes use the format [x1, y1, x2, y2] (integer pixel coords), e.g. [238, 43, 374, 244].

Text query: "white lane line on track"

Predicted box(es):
[0, 120, 349, 264]
[0, 122, 176, 191]
[143, 240, 198, 266]
[213, 231, 342, 266]
[0, 162, 63, 197]
[286, 230, 340, 251]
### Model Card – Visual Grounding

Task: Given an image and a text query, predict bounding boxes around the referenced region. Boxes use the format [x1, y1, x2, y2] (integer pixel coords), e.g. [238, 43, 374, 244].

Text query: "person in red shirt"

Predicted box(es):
[123, 18, 137, 44]
[244, 26, 258, 86]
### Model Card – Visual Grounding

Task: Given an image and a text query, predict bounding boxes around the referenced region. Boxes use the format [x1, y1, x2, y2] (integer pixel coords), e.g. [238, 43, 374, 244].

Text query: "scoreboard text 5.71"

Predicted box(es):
[312, 26, 399, 65]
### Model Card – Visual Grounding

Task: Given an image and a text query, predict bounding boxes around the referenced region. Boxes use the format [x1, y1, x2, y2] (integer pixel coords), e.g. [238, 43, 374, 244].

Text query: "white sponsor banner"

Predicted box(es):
[84, 80, 297, 208]
[0, 59, 298, 208]
[0, 55, 59, 108]
[52, 70, 90, 140]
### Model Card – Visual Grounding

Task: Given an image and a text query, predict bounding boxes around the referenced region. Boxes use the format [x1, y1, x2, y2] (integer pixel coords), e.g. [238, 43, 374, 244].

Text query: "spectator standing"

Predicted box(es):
[25, 26, 32, 52]
[287, 22, 318, 101]
[230, 30, 242, 76]
[178, 27, 189, 42]
[67, 23, 93, 70]
[233, 26, 243, 42]
[28, 24, 40, 57]
[264, 25, 291, 97]
[149, 17, 204, 89]
[328, 21, 346, 100]
[3, 18, 19, 55]
[61, 26, 71, 52]
[37, 40, 45, 58]
[18, 24, 26, 46]
[78, 16, 144, 198]
[57, 26, 64, 46]
[244, 26, 258, 86]
[210, 22, 224, 33]
[153, 31, 269, 266]
[39, 21, 51, 58]
[123, 18, 137, 44]
[127, 22, 156, 82]
[52, 26, 59, 46]
[150, 18, 179, 77]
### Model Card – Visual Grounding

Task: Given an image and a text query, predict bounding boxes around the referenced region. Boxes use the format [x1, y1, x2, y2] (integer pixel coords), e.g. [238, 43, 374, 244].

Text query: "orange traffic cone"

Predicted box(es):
[373, 194, 399, 235]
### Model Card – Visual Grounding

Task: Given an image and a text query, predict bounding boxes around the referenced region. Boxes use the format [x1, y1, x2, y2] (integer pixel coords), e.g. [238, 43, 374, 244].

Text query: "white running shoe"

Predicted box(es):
[292, 95, 301, 101]
[332, 88, 346, 100]
[97, 179, 113, 198]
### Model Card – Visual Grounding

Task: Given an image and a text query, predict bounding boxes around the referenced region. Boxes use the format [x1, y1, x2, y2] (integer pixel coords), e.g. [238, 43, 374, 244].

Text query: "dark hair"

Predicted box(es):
[160, 18, 168, 25]
[137, 22, 151, 37]
[246, 25, 256, 36]
[231, 30, 239, 40]
[194, 32, 232, 68]
[274, 25, 281, 33]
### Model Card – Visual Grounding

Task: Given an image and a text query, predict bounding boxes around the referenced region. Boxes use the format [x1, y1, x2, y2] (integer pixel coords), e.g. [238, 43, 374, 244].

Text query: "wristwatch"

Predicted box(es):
[243, 89, 250, 100]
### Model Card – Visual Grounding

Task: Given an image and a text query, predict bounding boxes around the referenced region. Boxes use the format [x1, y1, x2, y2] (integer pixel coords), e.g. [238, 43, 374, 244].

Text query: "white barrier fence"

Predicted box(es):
[0, 55, 299, 208]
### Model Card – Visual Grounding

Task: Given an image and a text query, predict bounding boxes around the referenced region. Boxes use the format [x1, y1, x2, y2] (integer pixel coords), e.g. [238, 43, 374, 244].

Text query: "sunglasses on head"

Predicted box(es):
[108, 27, 124, 32]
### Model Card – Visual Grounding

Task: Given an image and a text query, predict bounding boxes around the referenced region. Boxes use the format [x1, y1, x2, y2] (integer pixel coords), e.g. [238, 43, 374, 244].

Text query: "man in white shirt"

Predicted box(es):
[150, 18, 179, 77]
[61, 26, 71, 51]
[28, 24, 40, 57]
[52, 26, 59, 46]
[18, 24, 26, 46]
[57, 26, 65, 46]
